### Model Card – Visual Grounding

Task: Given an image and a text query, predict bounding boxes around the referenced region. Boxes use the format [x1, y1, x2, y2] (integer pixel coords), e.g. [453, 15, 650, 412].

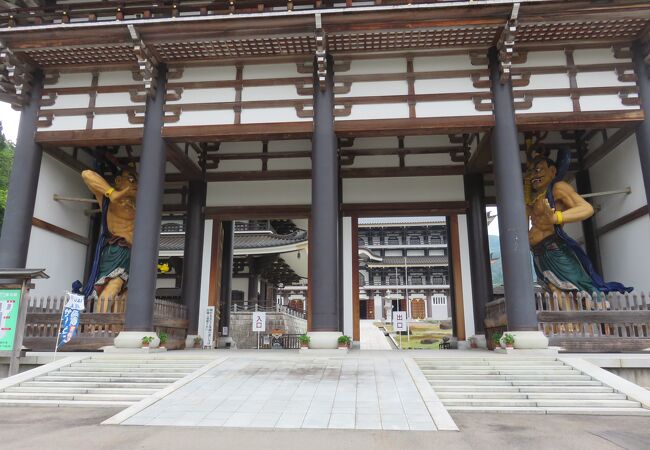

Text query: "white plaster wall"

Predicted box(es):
[517, 97, 574, 114]
[198, 219, 213, 340]
[458, 214, 475, 338]
[589, 134, 650, 290]
[342, 217, 354, 339]
[206, 179, 311, 206]
[343, 176, 464, 203]
[26, 154, 91, 297]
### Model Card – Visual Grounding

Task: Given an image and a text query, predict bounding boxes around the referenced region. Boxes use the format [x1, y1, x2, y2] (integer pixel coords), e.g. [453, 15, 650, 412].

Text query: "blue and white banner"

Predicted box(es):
[56, 293, 85, 350]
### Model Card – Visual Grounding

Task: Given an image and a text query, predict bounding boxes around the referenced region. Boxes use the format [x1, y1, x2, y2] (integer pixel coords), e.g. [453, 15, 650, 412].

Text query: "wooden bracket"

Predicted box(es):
[496, 2, 520, 82]
[128, 24, 158, 95]
[0, 41, 33, 109]
[472, 97, 493, 112]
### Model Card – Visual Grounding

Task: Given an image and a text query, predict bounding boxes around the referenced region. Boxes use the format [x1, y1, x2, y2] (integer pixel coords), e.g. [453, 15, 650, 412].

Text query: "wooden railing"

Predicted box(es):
[485, 291, 650, 352]
[23, 296, 188, 351]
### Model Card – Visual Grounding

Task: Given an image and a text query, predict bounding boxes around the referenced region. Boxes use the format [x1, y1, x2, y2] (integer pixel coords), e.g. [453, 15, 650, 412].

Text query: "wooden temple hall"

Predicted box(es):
[1, 0, 650, 348]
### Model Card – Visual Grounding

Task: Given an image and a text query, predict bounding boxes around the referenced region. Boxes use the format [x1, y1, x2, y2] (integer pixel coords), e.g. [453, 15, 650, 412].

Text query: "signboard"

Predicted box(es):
[204, 306, 215, 349]
[252, 312, 266, 332]
[392, 311, 407, 332]
[0, 289, 21, 352]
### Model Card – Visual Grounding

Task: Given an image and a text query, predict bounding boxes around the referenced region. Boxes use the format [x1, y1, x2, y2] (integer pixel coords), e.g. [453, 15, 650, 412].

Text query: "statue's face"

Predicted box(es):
[529, 160, 556, 192]
[115, 173, 138, 197]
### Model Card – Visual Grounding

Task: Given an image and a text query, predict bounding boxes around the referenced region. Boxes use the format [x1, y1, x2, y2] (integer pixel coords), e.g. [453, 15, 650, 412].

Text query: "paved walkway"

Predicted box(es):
[121, 354, 454, 431]
[359, 320, 392, 350]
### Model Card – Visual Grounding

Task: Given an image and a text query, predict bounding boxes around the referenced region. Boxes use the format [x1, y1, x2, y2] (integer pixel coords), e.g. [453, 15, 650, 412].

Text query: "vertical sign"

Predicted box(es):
[392, 311, 406, 332]
[204, 306, 215, 349]
[0, 289, 21, 352]
[252, 312, 266, 349]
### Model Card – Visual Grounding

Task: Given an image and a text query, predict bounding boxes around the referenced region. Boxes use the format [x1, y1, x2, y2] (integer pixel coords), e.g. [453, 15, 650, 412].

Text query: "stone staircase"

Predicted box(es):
[416, 356, 650, 415]
[0, 354, 215, 407]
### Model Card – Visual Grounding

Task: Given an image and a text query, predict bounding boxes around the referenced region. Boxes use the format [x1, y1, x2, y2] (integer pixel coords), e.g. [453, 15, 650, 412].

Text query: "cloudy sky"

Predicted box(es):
[1, 102, 20, 142]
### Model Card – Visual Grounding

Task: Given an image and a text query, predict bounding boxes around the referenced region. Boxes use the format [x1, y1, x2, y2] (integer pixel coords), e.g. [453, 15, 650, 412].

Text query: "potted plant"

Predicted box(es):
[141, 336, 154, 348]
[158, 331, 168, 348]
[337, 335, 351, 349]
[298, 334, 310, 349]
[504, 333, 515, 349]
[193, 336, 203, 349]
[491, 332, 502, 351]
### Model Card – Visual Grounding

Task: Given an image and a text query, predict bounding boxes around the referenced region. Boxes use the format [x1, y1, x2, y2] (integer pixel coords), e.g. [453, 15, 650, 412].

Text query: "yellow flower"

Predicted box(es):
[157, 263, 170, 273]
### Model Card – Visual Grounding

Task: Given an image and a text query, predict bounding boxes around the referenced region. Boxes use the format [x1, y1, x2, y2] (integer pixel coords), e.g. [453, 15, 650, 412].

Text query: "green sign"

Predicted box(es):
[0, 289, 21, 352]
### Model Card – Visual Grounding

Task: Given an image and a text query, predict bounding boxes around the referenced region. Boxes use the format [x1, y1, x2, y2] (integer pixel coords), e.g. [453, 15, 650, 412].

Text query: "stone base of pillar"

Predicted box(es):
[102, 346, 167, 353]
[307, 331, 343, 349]
[469, 334, 487, 349]
[113, 331, 160, 349]
[494, 347, 559, 355]
[510, 331, 549, 349]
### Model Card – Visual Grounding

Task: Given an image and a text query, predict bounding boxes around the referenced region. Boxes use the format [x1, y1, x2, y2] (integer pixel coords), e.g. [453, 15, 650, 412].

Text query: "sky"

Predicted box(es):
[0, 102, 20, 142]
[486, 206, 499, 235]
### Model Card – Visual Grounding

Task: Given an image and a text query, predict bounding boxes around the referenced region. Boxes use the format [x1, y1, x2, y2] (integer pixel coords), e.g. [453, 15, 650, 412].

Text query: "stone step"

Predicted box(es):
[85, 358, 211, 363]
[418, 365, 569, 371]
[425, 374, 591, 380]
[0, 399, 136, 407]
[415, 358, 560, 364]
[437, 392, 627, 400]
[60, 366, 196, 373]
[428, 379, 601, 386]
[432, 385, 613, 393]
[442, 398, 640, 408]
[20, 381, 169, 389]
[36, 375, 180, 383]
[46, 371, 186, 378]
[421, 369, 578, 375]
[7, 386, 160, 395]
[72, 363, 205, 370]
[445, 406, 650, 416]
[0, 392, 149, 401]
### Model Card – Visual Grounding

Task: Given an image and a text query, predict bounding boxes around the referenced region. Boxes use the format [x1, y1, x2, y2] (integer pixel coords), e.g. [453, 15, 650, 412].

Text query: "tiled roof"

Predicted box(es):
[358, 217, 446, 226]
[159, 230, 308, 253]
[367, 256, 448, 267]
[235, 230, 307, 249]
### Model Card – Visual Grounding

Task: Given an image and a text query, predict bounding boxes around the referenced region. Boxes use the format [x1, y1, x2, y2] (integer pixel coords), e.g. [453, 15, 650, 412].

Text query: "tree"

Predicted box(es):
[0, 121, 14, 233]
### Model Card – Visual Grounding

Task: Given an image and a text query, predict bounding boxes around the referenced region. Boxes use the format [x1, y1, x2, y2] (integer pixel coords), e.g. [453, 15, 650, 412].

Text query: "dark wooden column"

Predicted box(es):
[575, 136, 602, 274]
[464, 173, 493, 334]
[633, 42, 650, 220]
[489, 47, 537, 332]
[218, 221, 234, 335]
[247, 256, 259, 307]
[310, 54, 341, 331]
[0, 70, 44, 268]
[124, 65, 168, 332]
[181, 180, 206, 335]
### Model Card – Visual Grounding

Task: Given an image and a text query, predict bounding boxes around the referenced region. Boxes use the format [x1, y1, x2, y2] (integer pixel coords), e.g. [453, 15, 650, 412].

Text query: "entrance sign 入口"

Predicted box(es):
[252, 312, 266, 349]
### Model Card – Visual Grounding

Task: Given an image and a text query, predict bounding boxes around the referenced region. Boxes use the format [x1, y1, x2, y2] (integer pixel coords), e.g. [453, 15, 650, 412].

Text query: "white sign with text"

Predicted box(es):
[392, 311, 407, 332]
[252, 312, 266, 332]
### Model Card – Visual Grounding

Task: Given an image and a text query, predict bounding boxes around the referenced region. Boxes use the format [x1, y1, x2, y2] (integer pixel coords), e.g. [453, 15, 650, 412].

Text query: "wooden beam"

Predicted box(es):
[584, 125, 637, 169]
[516, 110, 644, 132]
[342, 201, 468, 216]
[31, 217, 89, 246]
[42, 147, 91, 173]
[596, 204, 648, 237]
[204, 205, 311, 221]
[165, 142, 203, 181]
[36, 129, 143, 146]
[466, 131, 492, 174]
[163, 122, 313, 142]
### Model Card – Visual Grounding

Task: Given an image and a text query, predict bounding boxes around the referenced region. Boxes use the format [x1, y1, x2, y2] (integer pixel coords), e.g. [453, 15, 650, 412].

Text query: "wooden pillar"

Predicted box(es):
[448, 215, 466, 341]
[489, 47, 538, 332]
[351, 215, 360, 341]
[632, 42, 650, 222]
[0, 70, 44, 268]
[310, 53, 341, 331]
[218, 221, 233, 335]
[181, 180, 206, 335]
[124, 65, 168, 332]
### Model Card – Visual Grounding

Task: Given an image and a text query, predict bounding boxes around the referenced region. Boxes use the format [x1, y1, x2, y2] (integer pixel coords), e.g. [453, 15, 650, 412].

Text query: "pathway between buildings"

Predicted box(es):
[359, 320, 392, 350]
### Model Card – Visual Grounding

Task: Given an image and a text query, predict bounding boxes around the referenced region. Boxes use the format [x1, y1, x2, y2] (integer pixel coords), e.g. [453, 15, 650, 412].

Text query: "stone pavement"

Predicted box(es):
[121, 353, 455, 430]
[359, 320, 392, 350]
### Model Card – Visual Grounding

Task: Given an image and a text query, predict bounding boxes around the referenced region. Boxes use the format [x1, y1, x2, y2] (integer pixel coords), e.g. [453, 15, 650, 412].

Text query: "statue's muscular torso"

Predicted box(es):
[527, 181, 594, 246]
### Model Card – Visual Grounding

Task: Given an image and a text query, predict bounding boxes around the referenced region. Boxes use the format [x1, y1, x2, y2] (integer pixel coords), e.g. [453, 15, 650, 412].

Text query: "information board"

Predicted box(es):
[392, 311, 407, 332]
[252, 312, 266, 332]
[204, 306, 215, 349]
[0, 289, 21, 352]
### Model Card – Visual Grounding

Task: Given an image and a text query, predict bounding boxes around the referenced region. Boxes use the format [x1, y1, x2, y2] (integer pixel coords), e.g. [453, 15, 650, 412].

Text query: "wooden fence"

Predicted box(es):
[485, 291, 650, 352]
[23, 295, 189, 351]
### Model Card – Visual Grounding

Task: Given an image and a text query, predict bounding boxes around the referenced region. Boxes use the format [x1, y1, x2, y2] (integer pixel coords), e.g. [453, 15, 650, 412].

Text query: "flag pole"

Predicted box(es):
[53, 295, 66, 362]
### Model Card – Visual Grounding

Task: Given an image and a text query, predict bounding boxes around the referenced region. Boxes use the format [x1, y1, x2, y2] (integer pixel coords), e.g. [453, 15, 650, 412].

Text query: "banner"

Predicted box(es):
[0, 290, 21, 352]
[56, 293, 86, 350]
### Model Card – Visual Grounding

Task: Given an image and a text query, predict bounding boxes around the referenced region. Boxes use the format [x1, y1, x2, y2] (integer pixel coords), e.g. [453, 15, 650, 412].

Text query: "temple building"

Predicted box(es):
[0, 0, 649, 350]
[358, 217, 451, 322]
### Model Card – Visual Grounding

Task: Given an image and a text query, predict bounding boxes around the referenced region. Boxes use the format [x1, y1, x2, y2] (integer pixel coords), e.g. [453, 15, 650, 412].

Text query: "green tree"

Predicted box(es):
[0, 121, 15, 233]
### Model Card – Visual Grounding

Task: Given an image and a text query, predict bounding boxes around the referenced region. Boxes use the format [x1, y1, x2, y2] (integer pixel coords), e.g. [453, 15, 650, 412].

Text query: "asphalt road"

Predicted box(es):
[2, 407, 649, 450]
